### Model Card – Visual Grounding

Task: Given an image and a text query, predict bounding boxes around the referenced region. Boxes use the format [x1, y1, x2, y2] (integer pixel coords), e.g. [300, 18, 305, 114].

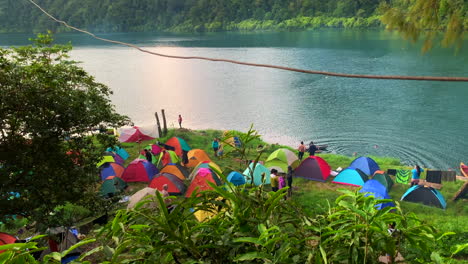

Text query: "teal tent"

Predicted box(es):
[243, 163, 270, 186]
[332, 168, 368, 187]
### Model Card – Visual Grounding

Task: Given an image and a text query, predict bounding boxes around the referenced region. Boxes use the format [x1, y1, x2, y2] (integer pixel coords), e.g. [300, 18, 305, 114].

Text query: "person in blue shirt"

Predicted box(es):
[411, 165, 423, 186]
[212, 138, 219, 157]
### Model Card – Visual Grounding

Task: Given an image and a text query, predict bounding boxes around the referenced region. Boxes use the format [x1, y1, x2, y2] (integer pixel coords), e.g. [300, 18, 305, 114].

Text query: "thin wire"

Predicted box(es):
[28, 0, 468, 82]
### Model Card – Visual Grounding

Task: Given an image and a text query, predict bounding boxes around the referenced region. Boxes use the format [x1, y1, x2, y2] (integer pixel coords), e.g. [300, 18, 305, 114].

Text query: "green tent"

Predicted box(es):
[96, 155, 114, 168]
[372, 171, 394, 191]
[100, 177, 127, 198]
[265, 148, 300, 173]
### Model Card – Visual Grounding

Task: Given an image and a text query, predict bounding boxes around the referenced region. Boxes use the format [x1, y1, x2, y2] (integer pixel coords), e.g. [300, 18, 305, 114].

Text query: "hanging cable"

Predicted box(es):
[28, 0, 468, 82]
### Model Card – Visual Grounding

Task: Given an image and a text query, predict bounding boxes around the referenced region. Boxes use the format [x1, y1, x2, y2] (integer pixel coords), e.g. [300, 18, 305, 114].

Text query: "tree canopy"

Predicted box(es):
[0, 33, 128, 226]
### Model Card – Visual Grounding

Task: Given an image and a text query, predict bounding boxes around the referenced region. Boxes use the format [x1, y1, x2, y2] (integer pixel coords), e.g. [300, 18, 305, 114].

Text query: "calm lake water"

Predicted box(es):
[2, 30, 468, 170]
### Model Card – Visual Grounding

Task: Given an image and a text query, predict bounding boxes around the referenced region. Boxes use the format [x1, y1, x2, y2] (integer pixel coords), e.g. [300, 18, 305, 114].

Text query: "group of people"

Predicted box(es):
[269, 166, 294, 198]
[297, 141, 318, 160]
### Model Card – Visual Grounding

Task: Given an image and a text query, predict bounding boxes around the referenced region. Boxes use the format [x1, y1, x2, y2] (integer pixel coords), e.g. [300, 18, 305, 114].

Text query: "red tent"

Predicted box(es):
[149, 173, 186, 195]
[119, 126, 156, 143]
[121, 159, 159, 182]
[185, 168, 222, 197]
[0, 232, 17, 253]
[295, 156, 331, 182]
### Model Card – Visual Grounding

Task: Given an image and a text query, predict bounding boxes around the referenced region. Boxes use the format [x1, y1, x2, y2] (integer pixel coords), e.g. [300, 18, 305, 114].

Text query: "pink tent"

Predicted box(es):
[118, 126, 157, 143]
[121, 159, 159, 182]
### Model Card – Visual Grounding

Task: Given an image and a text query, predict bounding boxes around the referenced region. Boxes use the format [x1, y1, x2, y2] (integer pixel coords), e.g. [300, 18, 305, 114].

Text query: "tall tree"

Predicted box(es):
[0, 33, 129, 226]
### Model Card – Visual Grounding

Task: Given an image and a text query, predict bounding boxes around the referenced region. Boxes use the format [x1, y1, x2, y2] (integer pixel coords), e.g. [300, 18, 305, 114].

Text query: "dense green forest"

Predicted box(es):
[0, 0, 385, 32]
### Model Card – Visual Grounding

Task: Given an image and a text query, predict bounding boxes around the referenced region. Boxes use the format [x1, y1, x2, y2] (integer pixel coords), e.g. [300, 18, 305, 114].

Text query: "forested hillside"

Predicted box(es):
[0, 0, 384, 32]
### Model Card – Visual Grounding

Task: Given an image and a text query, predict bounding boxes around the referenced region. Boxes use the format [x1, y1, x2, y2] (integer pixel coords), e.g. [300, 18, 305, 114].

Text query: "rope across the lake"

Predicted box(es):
[28, 0, 468, 82]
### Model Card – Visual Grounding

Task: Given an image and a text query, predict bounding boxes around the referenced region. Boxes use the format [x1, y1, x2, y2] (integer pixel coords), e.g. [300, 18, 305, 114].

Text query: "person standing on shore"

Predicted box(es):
[411, 165, 423, 186]
[298, 141, 306, 161]
[178, 114, 182, 129]
[308, 141, 318, 156]
[212, 138, 219, 157]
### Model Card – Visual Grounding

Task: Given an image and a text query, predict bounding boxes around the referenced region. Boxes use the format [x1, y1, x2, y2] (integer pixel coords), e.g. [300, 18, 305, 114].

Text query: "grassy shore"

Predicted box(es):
[123, 128, 467, 244]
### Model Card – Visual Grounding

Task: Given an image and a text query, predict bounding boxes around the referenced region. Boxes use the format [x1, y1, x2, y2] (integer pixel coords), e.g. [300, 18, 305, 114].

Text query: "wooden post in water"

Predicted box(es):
[161, 109, 168, 136]
[154, 112, 163, 138]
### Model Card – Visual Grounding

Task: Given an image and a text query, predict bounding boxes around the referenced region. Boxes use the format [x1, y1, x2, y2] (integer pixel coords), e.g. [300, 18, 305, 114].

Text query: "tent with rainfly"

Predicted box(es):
[189, 161, 222, 180]
[118, 126, 157, 143]
[106, 146, 129, 161]
[186, 168, 222, 197]
[332, 168, 369, 187]
[186, 149, 212, 168]
[372, 170, 394, 191]
[121, 159, 159, 182]
[227, 171, 246, 186]
[160, 163, 189, 180]
[295, 156, 331, 182]
[149, 173, 187, 195]
[349, 156, 380, 176]
[360, 179, 394, 209]
[243, 162, 271, 186]
[264, 148, 300, 173]
[100, 176, 127, 198]
[165, 137, 191, 157]
[100, 162, 125, 181]
[401, 185, 447, 209]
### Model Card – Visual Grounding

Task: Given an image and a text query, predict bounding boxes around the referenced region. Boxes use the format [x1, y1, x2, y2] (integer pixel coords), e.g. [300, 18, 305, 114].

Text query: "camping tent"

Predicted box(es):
[118, 126, 158, 142]
[100, 162, 125, 181]
[227, 171, 246, 186]
[149, 173, 187, 195]
[100, 176, 127, 198]
[127, 187, 157, 209]
[372, 170, 394, 191]
[121, 159, 158, 182]
[264, 149, 300, 173]
[243, 162, 271, 186]
[158, 150, 180, 167]
[139, 150, 157, 164]
[160, 163, 189, 180]
[96, 155, 120, 168]
[165, 137, 191, 157]
[360, 179, 394, 209]
[332, 168, 369, 187]
[106, 146, 129, 160]
[186, 149, 212, 167]
[0, 232, 16, 253]
[189, 161, 222, 180]
[186, 168, 222, 197]
[401, 185, 447, 209]
[295, 156, 331, 182]
[349, 157, 380, 176]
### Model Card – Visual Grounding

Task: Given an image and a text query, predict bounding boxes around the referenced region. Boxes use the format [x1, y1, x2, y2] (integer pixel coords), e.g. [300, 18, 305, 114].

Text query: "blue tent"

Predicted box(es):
[401, 185, 447, 209]
[106, 146, 129, 160]
[349, 157, 380, 176]
[332, 168, 369, 187]
[243, 163, 270, 186]
[227, 171, 246, 186]
[360, 180, 394, 209]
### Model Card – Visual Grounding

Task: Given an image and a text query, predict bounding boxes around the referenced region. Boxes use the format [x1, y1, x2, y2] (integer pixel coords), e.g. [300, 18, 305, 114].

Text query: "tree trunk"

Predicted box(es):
[161, 109, 168, 136]
[154, 112, 162, 137]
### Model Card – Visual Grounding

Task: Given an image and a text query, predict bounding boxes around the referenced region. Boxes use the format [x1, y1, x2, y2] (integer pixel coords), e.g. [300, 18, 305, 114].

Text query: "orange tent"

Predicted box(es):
[160, 163, 189, 180]
[186, 149, 211, 167]
[185, 168, 222, 197]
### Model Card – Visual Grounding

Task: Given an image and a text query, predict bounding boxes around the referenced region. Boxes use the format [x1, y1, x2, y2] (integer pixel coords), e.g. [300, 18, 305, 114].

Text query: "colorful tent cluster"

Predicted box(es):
[295, 156, 331, 182]
[265, 149, 300, 173]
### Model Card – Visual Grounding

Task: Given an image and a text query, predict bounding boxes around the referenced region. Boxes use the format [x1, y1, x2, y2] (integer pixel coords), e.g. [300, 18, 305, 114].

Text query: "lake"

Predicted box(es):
[2, 30, 467, 170]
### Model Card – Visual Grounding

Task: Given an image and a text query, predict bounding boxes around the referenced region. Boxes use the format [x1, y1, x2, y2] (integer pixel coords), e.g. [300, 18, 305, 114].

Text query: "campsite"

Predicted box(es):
[3, 126, 466, 263]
